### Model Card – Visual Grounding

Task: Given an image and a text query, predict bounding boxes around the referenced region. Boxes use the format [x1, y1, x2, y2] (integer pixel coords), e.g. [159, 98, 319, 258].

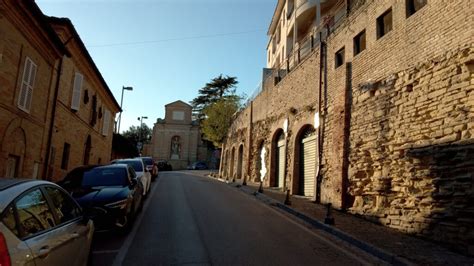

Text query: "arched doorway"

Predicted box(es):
[295, 125, 317, 197]
[224, 150, 229, 178]
[271, 129, 285, 188]
[255, 141, 265, 182]
[3, 127, 26, 177]
[237, 144, 244, 180]
[170, 136, 181, 160]
[83, 135, 91, 165]
[230, 147, 235, 179]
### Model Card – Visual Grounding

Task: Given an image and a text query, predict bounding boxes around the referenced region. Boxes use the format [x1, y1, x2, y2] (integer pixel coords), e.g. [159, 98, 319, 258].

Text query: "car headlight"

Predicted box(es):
[104, 199, 128, 209]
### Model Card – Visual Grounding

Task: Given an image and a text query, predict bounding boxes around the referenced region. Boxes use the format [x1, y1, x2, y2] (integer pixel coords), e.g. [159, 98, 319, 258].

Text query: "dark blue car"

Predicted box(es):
[58, 164, 143, 231]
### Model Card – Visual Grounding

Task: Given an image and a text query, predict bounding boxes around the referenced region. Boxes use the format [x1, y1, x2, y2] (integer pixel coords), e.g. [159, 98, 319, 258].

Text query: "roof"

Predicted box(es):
[267, 0, 285, 36]
[165, 100, 192, 108]
[21, 0, 70, 57]
[0, 179, 57, 211]
[46, 16, 121, 112]
[0, 179, 29, 191]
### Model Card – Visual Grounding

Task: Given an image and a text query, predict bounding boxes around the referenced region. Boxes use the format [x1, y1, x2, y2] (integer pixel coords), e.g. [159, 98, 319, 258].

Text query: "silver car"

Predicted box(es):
[0, 179, 94, 266]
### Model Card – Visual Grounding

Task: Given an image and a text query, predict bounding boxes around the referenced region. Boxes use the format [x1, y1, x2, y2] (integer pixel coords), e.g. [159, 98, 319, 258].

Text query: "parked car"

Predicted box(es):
[137, 157, 158, 181]
[187, 161, 208, 170]
[0, 178, 94, 266]
[111, 159, 151, 196]
[58, 164, 143, 231]
[156, 160, 172, 171]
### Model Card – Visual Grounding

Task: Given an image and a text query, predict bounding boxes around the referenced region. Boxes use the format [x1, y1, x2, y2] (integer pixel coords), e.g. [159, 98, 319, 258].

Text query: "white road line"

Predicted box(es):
[112, 176, 162, 266]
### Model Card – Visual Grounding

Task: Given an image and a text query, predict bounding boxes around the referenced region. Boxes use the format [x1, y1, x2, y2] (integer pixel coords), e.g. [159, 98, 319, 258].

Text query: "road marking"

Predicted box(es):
[93, 249, 120, 254]
[112, 176, 162, 266]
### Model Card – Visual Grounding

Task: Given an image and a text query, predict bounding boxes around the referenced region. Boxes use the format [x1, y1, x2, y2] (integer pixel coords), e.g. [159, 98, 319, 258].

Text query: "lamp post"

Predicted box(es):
[117, 86, 133, 133]
[137, 116, 148, 153]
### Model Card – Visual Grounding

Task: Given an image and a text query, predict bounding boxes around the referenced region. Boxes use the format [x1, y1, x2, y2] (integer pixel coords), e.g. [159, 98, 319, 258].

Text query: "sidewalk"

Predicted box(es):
[211, 176, 474, 265]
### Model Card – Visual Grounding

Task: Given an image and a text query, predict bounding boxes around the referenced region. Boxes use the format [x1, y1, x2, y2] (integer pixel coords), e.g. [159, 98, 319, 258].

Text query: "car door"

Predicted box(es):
[42, 186, 93, 266]
[15, 187, 85, 266]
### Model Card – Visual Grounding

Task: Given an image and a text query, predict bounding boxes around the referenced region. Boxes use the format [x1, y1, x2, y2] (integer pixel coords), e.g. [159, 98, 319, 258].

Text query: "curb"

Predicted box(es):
[227, 182, 414, 266]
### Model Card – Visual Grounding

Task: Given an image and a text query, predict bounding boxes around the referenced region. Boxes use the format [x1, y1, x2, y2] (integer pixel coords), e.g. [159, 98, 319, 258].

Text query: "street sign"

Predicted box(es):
[137, 141, 143, 151]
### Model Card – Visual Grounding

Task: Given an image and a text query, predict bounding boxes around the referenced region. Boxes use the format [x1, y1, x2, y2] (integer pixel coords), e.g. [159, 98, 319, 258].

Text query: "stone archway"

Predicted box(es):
[293, 125, 317, 196]
[270, 129, 285, 188]
[237, 144, 244, 180]
[230, 147, 235, 180]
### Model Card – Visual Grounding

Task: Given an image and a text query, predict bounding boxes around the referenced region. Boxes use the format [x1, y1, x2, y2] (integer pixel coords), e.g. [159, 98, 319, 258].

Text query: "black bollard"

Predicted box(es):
[324, 203, 335, 225]
[284, 189, 291, 205]
[258, 180, 264, 193]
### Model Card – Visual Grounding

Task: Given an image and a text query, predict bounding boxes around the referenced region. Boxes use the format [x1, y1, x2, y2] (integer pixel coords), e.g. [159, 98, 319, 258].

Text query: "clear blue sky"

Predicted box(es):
[36, 0, 275, 132]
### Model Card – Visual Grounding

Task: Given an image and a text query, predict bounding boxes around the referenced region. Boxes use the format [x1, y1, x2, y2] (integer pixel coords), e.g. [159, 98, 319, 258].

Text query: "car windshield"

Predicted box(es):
[82, 168, 128, 187]
[115, 160, 143, 172]
[142, 158, 153, 166]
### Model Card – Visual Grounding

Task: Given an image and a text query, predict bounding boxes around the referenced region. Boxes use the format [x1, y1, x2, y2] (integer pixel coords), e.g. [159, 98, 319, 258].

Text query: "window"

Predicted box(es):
[335, 47, 345, 68]
[18, 57, 37, 112]
[44, 187, 81, 224]
[377, 8, 393, 39]
[102, 109, 111, 136]
[61, 143, 71, 170]
[353, 30, 366, 56]
[1, 206, 19, 237]
[71, 72, 83, 110]
[16, 188, 56, 239]
[406, 0, 426, 17]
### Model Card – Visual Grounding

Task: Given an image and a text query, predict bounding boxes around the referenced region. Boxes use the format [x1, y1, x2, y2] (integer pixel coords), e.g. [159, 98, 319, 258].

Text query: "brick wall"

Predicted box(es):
[0, 4, 60, 179]
[221, 0, 474, 251]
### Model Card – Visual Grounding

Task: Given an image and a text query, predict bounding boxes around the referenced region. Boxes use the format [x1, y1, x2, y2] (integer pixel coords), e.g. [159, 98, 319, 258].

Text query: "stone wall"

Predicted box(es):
[349, 46, 474, 252]
[221, 0, 474, 252]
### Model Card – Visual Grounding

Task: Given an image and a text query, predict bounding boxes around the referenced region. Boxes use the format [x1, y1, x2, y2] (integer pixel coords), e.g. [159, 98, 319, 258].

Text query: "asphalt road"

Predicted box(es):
[91, 171, 375, 266]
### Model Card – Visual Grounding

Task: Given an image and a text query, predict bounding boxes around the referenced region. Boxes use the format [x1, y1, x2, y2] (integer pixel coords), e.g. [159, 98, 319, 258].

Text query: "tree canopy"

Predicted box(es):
[122, 124, 152, 145]
[191, 74, 238, 119]
[201, 97, 241, 146]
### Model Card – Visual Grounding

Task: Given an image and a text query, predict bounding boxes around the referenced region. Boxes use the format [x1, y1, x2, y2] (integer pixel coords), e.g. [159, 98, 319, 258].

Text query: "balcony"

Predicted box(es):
[251, 0, 367, 103]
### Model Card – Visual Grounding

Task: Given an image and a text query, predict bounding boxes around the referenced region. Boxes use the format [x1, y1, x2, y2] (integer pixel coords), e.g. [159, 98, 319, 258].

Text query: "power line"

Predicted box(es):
[88, 29, 266, 48]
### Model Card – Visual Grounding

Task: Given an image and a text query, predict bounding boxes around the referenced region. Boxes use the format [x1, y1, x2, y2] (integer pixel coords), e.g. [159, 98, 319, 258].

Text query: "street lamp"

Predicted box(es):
[137, 116, 148, 152]
[117, 86, 133, 133]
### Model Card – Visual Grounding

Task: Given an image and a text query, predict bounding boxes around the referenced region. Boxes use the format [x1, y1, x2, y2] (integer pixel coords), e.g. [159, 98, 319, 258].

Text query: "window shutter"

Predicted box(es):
[18, 57, 36, 112]
[71, 73, 83, 110]
[102, 109, 111, 136]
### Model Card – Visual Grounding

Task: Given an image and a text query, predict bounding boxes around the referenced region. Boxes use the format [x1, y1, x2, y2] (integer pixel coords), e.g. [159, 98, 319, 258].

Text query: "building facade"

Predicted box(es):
[221, 0, 474, 254]
[0, 1, 120, 181]
[45, 17, 121, 180]
[0, 0, 66, 179]
[150, 101, 209, 170]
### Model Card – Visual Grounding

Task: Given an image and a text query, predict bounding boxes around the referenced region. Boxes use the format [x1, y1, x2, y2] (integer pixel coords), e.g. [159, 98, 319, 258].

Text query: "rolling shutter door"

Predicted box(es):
[277, 139, 285, 188]
[302, 135, 317, 197]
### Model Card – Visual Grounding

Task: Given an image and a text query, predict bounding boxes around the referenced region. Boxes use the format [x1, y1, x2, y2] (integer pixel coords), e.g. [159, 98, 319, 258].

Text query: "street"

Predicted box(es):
[90, 171, 377, 266]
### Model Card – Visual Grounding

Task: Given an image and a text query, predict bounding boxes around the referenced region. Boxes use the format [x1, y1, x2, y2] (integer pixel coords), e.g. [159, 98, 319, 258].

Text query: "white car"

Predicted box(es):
[111, 159, 151, 196]
[0, 179, 94, 266]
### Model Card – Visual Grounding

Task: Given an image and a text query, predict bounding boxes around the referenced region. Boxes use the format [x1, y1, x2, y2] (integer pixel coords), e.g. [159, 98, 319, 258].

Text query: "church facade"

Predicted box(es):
[149, 101, 209, 170]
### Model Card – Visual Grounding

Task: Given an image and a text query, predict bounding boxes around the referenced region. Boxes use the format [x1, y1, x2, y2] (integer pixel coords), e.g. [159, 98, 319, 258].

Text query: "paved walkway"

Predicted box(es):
[212, 176, 474, 266]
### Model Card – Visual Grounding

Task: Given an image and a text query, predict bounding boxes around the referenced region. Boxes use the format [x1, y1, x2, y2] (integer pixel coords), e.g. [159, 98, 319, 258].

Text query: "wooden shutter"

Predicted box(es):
[102, 109, 111, 136]
[71, 73, 83, 110]
[18, 57, 37, 112]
